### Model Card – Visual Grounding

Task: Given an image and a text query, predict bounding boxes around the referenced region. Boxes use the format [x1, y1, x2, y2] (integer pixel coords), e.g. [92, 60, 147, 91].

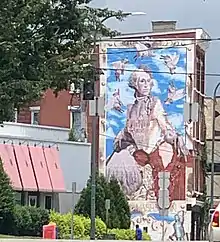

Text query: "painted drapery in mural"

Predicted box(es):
[103, 42, 193, 240]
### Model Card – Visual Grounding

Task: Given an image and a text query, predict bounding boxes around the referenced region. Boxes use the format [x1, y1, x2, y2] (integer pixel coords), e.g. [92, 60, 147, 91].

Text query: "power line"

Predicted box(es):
[98, 67, 220, 77]
[96, 38, 220, 55]
[97, 40, 204, 55]
[100, 37, 220, 43]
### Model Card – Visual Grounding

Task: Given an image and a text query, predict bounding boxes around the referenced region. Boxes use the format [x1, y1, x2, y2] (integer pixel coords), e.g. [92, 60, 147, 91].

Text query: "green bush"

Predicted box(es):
[109, 228, 151, 240]
[49, 210, 85, 239]
[49, 211, 106, 239]
[78, 216, 90, 239]
[13, 205, 32, 236]
[26, 206, 49, 236]
[95, 217, 107, 239]
[49, 211, 151, 240]
[13, 205, 49, 236]
[142, 232, 151, 240]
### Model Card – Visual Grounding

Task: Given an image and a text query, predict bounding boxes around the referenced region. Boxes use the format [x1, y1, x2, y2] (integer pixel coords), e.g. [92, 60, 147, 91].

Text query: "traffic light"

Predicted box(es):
[83, 80, 94, 100]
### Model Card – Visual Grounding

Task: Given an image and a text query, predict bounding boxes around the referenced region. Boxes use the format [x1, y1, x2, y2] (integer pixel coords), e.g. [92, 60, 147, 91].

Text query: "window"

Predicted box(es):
[72, 111, 81, 133]
[69, 106, 82, 140]
[14, 108, 18, 123]
[30, 106, 40, 125]
[28, 195, 37, 207]
[45, 195, 52, 210]
[15, 192, 21, 205]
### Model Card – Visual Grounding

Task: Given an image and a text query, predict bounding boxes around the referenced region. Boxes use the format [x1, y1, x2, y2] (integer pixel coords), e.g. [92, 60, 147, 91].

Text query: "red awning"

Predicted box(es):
[0, 144, 22, 191]
[29, 146, 52, 192]
[13, 144, 38, 191]
[43, 147, 66, 192]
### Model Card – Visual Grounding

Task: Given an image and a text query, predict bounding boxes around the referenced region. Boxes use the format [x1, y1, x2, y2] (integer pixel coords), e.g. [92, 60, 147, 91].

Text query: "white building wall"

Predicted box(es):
[0, 122, 91, 213]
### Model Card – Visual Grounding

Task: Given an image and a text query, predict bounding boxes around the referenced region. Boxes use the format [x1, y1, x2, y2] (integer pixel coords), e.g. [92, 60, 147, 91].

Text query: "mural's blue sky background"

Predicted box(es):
[90, 0, 219, 97]
[105, 47, 186, 158]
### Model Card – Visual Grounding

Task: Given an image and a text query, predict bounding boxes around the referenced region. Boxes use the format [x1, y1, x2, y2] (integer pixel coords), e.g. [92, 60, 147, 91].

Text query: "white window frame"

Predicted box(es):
[68, 106, 82, 140]
[68, 106, 81, 128]
[28, 195, 37, 207]
[30, 106, 40, 125]
[14, 108, 18, 123]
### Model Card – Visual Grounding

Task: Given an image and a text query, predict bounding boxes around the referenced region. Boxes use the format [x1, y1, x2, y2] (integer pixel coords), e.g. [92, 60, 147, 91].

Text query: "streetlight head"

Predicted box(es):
[130, 12, 146, 16]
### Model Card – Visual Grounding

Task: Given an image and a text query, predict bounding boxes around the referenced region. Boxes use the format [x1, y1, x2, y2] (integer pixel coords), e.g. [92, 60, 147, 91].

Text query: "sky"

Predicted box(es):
[90, 0, 219, 96]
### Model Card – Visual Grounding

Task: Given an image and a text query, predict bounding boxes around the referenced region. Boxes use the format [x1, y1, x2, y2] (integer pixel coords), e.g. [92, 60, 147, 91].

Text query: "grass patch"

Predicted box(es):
[0, 234, 41, 239]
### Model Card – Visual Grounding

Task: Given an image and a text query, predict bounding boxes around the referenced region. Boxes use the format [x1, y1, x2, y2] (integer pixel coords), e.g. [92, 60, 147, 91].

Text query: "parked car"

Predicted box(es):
[209, 206, 220, 241]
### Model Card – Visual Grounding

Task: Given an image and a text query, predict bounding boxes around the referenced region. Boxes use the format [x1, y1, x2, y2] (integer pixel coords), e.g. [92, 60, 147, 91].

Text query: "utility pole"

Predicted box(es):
[88, 12, 146, 240]
[209, 82, 220, 242]
[70, 182, 76, 240]
[210, 82, 220, 209]
[105, 199, 110, 234]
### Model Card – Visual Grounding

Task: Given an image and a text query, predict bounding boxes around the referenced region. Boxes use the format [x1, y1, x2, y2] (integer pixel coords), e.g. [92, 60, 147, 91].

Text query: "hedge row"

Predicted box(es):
[5, 206, 151, 240]
[49, 211, 151, 240]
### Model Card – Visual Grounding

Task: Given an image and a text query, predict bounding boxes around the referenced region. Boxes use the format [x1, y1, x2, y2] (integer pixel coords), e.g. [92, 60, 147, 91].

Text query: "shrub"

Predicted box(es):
[143, 232, 151, 240]
[78, 216, 90, 239]
[49, 210, 84, 239]
[95, 217, 107, 239]
[49, 211, 151, 240]
[49, 211, 106, 239]
[26, 206, 49, 236]
[109, 228, 151, 240]
[13, 205, 49, 236]
[13, 205, 32, 236]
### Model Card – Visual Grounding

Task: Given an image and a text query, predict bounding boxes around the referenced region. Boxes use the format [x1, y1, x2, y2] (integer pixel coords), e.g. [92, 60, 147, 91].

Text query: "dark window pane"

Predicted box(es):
[45, 196, 52, 210]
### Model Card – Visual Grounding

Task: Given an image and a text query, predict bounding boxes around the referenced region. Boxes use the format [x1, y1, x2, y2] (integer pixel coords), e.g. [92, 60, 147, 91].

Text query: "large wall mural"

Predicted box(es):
[99, 41, 194, 241]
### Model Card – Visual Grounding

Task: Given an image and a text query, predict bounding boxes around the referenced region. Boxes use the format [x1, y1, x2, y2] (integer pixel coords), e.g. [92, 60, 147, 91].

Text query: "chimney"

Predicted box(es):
[151, 21, 177, 32]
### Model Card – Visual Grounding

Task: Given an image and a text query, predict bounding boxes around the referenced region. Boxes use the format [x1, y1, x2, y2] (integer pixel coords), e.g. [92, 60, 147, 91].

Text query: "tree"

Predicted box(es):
[0, 0, 126, 122]
[108, 178, 130, 229]
[74, 173, 130, 229]
[0, 159, 15, 233]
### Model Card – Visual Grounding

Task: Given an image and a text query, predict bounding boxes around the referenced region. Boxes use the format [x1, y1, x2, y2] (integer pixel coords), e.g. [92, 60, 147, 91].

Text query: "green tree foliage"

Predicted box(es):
[0, 0, 127, 122]
[0, 159, 15, 233]
[74, 173, 131, 229]
[108, 178, 130, 229]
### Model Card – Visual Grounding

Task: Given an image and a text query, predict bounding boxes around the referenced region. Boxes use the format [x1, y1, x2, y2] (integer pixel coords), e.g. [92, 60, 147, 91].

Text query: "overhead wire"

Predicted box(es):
[89, 38, 220, 77]
[99, 37, 220, 43]
[96, 67, 220, 78]
[95, 38, 220, 55]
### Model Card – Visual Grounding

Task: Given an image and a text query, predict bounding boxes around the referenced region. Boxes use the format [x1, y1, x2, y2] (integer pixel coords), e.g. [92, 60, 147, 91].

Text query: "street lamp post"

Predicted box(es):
[210, 82, 220, 209]
[89, 11, 146, 240]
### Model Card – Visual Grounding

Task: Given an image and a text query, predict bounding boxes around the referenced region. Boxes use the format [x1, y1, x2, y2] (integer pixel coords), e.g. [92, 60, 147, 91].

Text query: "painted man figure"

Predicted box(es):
[107, 66, 189, 201]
